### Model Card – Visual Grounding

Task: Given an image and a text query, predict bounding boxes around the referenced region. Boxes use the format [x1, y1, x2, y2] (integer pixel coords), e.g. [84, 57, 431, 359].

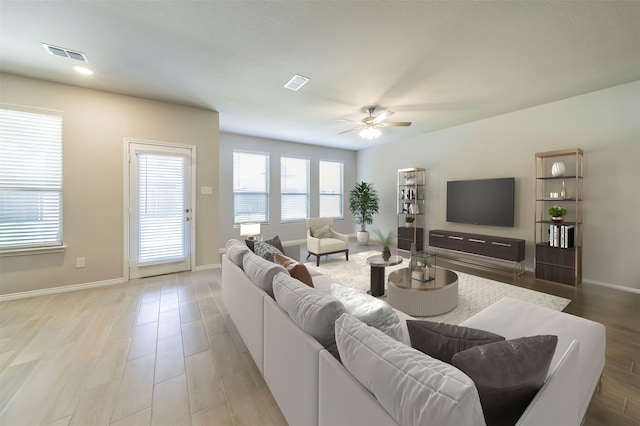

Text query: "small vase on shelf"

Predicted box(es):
[560, 180, 567, 198]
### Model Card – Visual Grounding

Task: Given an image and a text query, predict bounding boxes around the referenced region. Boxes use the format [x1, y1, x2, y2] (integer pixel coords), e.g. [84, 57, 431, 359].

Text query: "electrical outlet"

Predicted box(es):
[76, 257, 85, 268]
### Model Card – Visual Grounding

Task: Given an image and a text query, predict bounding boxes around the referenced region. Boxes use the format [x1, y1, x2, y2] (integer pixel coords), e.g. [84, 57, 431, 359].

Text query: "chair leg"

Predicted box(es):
[345, 250, 349, 261]
[317, 255, 320, 267]
[306, 252, 311, 260]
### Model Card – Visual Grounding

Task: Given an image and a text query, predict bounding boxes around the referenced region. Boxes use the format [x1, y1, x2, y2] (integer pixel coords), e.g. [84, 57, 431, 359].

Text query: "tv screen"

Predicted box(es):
[446, 178, 515, 227]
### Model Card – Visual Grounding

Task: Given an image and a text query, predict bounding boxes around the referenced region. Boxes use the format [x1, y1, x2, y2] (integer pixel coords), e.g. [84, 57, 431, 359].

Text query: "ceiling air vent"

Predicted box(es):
[42, 43, 88, 62]
[284, 74, 309, 91]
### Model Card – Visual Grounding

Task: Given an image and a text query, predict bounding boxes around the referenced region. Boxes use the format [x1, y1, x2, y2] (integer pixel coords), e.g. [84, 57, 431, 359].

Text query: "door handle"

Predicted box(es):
[185, 208, 191, 213]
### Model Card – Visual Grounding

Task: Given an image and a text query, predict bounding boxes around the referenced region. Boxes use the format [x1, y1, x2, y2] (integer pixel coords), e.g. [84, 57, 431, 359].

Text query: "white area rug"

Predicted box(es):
[304, 251, 571, 324]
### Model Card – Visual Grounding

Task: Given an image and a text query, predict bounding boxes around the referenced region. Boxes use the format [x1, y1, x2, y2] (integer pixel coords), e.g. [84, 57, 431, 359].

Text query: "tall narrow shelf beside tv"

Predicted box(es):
[397, 168, 426, 253]
[535, 149, 583, 286]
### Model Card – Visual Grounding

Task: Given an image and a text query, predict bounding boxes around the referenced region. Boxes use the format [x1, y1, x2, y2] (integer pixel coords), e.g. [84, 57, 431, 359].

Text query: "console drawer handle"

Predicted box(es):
[448, 236, 463, 240]
[491, 242, 511, 247]
[431, 233, 444, 238]
[469, 238, 486, 243]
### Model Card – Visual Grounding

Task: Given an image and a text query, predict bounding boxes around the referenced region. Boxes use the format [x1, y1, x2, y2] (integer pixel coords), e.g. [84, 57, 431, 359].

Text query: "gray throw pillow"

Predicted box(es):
[246, 235, 285, 253]
[254, 240, 284, 262]
[407, 320, 505, 364]
[452, 335, 558, 426]
[273, 272, 345, 349]
[225, 239, 251, 267]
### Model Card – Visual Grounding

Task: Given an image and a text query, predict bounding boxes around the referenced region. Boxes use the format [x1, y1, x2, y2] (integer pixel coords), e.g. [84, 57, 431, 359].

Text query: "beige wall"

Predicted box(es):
[0, 74, 220, 296]
[357, 81, 640, 291]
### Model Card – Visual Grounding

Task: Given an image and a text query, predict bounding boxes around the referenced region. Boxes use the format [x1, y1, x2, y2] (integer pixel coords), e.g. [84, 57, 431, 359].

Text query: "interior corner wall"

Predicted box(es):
[218, 132, 357, 247]
[0, 73, 220, 296]
[356, 81, 640, 291]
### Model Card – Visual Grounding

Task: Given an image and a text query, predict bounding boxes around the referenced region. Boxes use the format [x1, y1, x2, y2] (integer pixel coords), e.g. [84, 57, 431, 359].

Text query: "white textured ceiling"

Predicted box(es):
[1, 1, 639, 150]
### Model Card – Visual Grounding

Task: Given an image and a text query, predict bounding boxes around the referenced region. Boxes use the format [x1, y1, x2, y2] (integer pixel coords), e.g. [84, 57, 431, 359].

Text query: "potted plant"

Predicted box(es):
[405, 216, 415, 228]
[411, 255, 434, 282]
[548, 205, 568, 222]
[349, 181, 380, 245]
[373, 228, 395, 260]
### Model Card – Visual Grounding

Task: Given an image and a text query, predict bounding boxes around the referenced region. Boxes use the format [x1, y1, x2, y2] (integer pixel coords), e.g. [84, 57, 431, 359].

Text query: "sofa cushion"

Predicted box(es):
[225, 239, 251, 267]
[242, 251, 287, 297]
[254, 240, 284, 262]
[407, 320, 505, 364]
[273, 253, 314, 287]
[335, 314, 485, 426]
[273, 272, 345, 349]
[246, 234, 285, 253]
[331, 283, 404, 342]
[311, 224, 332, 238]
[452, 335, 558, 426]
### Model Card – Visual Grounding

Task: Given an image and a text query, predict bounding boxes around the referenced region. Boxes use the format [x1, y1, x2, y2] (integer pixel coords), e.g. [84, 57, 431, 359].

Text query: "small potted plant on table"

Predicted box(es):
[373, 228, 395, 261]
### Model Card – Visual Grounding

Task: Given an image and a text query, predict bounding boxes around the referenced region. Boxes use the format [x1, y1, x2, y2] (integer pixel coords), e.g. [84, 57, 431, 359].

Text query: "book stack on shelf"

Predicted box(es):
[548, 224, 575, 248]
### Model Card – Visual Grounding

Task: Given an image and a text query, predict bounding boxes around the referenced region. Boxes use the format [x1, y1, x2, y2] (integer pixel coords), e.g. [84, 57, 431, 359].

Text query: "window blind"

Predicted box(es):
[0, 105, 63, 249]
[319, 160, 343, 218]
[233, 151, 269, 223]
[281, 156, 309, 222]
[137, 153, 186, 264]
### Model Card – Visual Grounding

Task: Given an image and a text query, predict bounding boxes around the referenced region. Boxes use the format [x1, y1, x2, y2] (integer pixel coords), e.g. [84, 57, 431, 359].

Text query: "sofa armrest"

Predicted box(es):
[221, 254, 268, 373]
[516, 339, 580, 426]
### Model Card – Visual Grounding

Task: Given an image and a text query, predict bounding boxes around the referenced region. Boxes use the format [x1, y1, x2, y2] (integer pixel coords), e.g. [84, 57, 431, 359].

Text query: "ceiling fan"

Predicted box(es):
[339, 106, 412, 139]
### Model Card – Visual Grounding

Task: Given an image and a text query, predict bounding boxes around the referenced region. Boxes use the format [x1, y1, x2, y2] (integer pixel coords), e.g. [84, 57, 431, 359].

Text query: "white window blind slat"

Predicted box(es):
[319, 160, 343, 218]
[281, 157, 309, 222]
[0, 105, 63, 249]
[233, 151, 269, 223]
[137, 153, 186, 264]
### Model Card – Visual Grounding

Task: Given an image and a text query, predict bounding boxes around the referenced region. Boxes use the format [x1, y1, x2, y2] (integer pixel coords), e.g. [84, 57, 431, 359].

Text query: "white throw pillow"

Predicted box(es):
[273, 272, 345, 349]
[331, 283, 404, 342]
[335, 314, 486, 426]
[312, 224, 332, 239]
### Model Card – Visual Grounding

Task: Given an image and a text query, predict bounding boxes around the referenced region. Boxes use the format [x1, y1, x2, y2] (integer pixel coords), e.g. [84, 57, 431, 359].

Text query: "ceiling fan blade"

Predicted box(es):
[378, 121, 412, 127]
[372, 110, 394, 124]
[338, 127, 361, 134]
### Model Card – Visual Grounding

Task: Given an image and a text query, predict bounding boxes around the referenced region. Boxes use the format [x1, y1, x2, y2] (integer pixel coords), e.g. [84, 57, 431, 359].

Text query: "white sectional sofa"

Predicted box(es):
[221, 239, 606, 426]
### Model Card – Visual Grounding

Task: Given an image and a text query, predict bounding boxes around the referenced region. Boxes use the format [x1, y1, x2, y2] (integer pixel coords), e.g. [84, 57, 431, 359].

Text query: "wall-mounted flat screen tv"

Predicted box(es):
[446, 177, 515, 227]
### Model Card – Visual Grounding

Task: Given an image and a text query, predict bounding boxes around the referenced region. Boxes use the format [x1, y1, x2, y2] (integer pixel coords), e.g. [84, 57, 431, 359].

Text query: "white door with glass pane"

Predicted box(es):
[128, 141, 193, 279]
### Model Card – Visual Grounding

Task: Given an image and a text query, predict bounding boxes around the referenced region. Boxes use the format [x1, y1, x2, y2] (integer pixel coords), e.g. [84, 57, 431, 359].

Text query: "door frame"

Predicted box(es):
[123, 138, 197, 281]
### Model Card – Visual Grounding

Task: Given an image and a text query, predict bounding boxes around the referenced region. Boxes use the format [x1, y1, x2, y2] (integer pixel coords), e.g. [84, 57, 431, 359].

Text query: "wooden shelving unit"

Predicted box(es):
[534, 149, 584, 286]
[397, 168, 426, 253]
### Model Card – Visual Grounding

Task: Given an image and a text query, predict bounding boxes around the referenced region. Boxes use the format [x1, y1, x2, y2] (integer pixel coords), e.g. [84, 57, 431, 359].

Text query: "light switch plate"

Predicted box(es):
[200, 186, 213, 195]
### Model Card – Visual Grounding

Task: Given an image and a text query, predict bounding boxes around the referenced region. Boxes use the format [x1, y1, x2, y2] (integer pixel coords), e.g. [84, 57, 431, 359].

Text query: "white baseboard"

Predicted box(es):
[195, 264, 220, 271]
[0, 278, 125, 302]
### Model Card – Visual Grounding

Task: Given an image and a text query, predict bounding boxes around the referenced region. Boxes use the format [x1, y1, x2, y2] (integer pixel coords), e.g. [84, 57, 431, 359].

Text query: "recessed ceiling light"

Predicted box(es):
[284, 74, 309, 91]
[73, 66, 93, 75]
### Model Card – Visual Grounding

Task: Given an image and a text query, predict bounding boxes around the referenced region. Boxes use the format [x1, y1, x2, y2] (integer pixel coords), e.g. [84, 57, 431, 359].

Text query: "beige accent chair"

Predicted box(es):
[306, 217, 349, 266]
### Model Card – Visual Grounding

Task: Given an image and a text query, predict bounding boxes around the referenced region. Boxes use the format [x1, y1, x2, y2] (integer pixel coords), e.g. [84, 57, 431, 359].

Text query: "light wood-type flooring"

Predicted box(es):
[0, 242, 638, 425]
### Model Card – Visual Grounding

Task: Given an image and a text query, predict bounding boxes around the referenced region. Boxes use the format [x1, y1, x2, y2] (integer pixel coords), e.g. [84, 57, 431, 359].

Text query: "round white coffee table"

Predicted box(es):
[387, 267, 458, 316]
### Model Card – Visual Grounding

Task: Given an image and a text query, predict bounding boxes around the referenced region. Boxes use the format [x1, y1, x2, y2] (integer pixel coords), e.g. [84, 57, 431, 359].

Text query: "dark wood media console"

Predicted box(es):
[429, 229, 525, 275]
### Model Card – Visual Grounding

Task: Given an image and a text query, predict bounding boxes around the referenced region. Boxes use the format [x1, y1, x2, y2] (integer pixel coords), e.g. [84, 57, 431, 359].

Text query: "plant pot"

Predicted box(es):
[357, 231, 369, 245]
[382, 247, 391, 261]
[405, 222, 413, 228]
[551, 216, 564, 223]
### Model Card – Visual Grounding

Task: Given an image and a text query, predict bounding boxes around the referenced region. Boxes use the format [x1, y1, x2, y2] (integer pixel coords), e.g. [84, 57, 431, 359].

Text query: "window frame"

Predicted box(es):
[232, 150, 270, 224]
[0, 104, 65, 255]
[319, 160, 344, 219]
[280, 156, 310, 223]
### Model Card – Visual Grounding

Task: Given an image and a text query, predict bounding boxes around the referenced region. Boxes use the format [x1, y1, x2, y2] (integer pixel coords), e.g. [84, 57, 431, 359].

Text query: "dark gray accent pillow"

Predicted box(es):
[451, 335, 558, 426]
[246, 235, 284, 253]
[406, 320, 505, 364]
[254, 240, 284, 262]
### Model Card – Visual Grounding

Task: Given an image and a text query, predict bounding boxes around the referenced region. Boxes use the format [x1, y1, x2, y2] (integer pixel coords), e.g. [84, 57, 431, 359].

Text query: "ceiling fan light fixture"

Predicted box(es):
[359, 126, 381, 140]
